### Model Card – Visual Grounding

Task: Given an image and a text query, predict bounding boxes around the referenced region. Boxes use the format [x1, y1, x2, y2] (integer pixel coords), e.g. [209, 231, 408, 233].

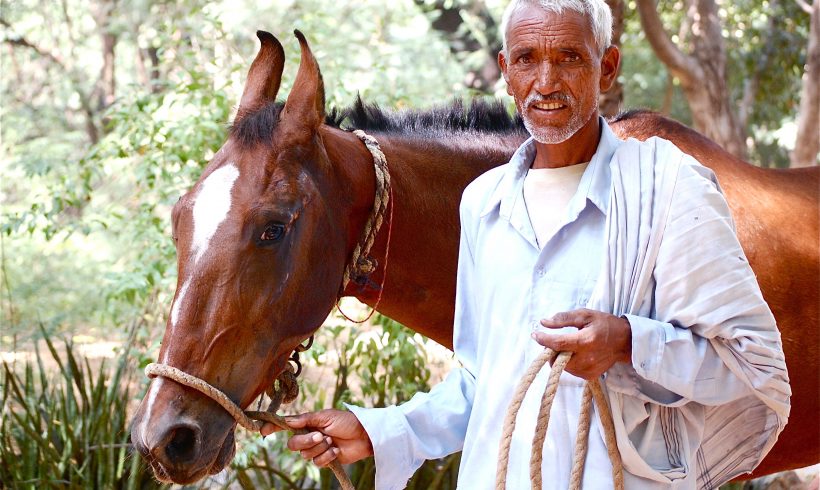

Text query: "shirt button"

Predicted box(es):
[531, 321, 539, 330]
[536, 268, 545, 277]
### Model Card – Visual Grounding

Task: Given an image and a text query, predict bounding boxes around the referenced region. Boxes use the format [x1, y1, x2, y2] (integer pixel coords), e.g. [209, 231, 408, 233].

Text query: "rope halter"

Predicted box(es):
[144, 129, 390, 490]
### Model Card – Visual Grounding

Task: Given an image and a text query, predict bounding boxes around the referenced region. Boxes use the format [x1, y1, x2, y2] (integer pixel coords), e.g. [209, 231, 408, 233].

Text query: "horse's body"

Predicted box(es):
[131, 32, 819, 484]
[331, 107, 820, 478]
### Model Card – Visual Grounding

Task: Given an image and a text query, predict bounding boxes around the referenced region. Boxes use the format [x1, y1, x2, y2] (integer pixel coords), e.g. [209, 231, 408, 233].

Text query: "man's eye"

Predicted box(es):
[518, 54, 533, 64]
[259, 224, 285, 243]
[564, 54, 580, 62]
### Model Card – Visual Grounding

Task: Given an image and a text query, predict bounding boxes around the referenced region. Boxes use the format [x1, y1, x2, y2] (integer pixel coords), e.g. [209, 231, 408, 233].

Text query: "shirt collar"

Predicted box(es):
[481, 117, 623, 218]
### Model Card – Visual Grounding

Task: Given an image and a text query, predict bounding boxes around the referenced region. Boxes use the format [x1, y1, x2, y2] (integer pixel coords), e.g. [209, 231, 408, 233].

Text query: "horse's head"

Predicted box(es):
[130, 31, 367, 484]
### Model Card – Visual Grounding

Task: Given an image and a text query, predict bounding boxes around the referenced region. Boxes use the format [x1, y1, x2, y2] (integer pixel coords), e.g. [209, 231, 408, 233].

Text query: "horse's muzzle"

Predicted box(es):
[130, 378, 238, 484]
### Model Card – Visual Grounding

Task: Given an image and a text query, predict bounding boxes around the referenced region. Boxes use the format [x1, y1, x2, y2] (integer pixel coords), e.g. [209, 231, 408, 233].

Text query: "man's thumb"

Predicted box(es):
[284, 413, 310, 429]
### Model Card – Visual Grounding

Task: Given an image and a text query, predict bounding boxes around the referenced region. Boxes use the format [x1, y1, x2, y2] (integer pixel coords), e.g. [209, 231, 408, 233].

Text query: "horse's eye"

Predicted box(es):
[259, 223, 285, 243]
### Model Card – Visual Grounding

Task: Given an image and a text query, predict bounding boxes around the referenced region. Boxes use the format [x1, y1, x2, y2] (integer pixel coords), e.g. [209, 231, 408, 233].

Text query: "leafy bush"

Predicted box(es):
[0, 325, 162, 489]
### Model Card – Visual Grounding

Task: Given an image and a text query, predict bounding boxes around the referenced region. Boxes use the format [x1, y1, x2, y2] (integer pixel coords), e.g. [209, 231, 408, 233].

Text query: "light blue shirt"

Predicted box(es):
[348, 119, 784, 489]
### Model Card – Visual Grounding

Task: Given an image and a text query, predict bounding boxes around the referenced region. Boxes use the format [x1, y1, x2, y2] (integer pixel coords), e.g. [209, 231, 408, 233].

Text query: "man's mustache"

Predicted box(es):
[524, 93, 573, 107]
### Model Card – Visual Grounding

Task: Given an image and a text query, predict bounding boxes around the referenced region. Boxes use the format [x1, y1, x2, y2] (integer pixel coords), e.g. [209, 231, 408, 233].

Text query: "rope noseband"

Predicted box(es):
[145, 129, 390, 490]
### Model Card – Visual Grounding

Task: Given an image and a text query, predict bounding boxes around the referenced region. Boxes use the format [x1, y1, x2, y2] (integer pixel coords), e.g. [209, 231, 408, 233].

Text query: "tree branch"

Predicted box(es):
[1, 17, 100, 144]
[1, 18, 68, 70]
[796, 0, 813, 14]
[792, 0, 820, 166]
[413, 0, 501, 93]
[635, 0, 702, 84]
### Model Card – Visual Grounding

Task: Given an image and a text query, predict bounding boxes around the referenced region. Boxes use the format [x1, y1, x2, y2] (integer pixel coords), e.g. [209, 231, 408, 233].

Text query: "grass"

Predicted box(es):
[0, 324, 163, 489]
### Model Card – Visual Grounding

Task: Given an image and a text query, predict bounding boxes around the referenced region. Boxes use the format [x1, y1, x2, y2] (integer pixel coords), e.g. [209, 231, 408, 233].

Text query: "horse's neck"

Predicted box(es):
[326, 127, 524, 348]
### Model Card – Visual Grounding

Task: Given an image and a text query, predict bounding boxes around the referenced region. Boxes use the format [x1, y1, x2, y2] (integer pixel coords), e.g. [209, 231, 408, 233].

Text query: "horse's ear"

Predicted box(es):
[237, 31, 285, 118]
[283, 30, 325, 130]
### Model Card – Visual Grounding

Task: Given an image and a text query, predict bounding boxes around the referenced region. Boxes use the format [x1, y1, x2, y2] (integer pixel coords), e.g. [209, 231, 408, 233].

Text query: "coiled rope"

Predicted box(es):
[495, 349, 625, 490]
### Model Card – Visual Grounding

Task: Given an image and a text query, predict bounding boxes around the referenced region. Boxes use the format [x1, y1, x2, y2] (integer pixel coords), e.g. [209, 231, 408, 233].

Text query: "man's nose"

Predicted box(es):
[534, 61, 561, 94]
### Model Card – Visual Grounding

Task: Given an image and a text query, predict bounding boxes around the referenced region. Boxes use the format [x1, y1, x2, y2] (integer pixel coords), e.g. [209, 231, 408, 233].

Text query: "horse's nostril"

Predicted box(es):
[161, 424, 201, 466]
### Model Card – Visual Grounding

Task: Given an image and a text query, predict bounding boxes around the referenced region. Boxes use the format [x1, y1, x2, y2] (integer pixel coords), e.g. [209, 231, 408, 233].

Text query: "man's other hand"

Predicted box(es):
[260, 409, 374, 467]
[532, 308, 632, 379]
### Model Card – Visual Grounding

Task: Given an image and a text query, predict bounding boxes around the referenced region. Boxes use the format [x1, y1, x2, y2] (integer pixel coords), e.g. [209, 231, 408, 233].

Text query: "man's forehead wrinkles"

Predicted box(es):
[509, 17, 544, 35]
[509, 21, 591, 43]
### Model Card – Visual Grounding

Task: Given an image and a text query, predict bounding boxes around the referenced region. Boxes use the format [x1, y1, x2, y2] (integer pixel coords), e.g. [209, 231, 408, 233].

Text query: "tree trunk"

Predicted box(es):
[92, 0, 118, 112]
[100, 31, 116, 107]
[636, 0, 748, 158]
[599, 0, 625, 117]
[792, 0, 820, 167]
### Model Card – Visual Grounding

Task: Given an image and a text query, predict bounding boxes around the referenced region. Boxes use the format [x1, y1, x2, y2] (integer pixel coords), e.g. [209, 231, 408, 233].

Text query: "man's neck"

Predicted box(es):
[531, 114, 602, 169]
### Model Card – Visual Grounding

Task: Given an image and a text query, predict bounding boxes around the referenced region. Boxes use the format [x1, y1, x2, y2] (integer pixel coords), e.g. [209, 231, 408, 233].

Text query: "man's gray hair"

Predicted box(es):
[500, 0, 613, 56]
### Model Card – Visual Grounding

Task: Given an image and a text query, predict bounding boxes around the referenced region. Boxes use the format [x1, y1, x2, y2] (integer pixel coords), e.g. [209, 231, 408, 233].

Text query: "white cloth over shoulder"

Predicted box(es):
[593, 137, 791, 488]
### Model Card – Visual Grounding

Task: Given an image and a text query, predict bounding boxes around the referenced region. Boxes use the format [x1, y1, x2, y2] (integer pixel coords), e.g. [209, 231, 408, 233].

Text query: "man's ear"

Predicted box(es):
[498, 51, 513, 96]
[599, 45, 621, 93]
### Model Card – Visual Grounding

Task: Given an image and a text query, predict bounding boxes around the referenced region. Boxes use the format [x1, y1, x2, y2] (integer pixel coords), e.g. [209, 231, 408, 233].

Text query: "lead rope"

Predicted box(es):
[144, 129, 392, 490]
[144, 363, 354, 490]
[495, 349, 624, 490]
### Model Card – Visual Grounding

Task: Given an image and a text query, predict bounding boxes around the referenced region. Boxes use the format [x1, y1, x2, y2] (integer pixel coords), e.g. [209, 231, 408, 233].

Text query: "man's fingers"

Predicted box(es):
[261, 411, 325, 436]
[312, 447, 340, 468]
[260, 422, 285, 437]
[287, 431, 325, 451]
[283, 413, 311, 429]
[300, 436, 333, 460]
[539, 309, 591, 328]
[532, 331, 582, 352]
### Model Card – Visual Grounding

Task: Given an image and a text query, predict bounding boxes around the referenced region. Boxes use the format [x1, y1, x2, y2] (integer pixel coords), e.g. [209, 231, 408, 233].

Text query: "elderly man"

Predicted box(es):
[262, 0, 790, 488]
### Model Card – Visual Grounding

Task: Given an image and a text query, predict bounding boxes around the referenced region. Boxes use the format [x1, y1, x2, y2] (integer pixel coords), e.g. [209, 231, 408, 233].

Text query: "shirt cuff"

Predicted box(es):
[345, 403, 415, 490]
[624, 313, 666, 383]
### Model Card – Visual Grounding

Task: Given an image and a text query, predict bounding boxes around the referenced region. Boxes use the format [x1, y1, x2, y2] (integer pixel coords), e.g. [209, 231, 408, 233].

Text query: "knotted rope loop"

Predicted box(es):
[266, 363, 300, 411]
[295, 335, 314, 353]
[495, 349, 625, 490]
[337, 129, 394, 323]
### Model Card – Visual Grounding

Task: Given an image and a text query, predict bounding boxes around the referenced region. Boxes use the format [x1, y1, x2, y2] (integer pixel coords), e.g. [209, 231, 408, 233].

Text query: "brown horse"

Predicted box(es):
[130, 31, 819, 484]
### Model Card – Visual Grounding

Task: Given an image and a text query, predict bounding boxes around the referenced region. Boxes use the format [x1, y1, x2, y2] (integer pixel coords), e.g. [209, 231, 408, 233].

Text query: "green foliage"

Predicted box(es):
[620, 1, 693, 124]
[222, 312, 459, 489]
[0, 325, 161, 489]
[619, 0, 811, 166]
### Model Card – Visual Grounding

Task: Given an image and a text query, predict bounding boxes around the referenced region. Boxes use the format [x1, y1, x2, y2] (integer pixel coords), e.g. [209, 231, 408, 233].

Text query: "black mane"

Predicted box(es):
[230, 97, 526, 146]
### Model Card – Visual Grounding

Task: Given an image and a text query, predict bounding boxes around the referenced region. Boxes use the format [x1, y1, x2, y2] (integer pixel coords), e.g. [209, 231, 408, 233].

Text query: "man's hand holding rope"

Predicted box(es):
[532, 308, 633, 380]
[260, 409, 373, 468]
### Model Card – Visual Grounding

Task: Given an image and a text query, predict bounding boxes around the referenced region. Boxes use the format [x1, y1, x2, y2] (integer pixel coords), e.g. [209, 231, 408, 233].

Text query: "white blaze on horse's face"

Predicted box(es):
[170, 279, 191, 329]
[169, 162, 240, 336]
[191, 163, 240, 264]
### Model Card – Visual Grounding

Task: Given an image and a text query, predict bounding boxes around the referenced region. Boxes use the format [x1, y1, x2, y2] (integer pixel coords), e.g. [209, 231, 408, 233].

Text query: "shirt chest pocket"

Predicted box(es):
[532, 279, 595, 319]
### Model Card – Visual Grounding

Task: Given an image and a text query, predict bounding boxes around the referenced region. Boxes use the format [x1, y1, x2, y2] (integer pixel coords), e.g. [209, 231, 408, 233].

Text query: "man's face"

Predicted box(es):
[499, 6, 604, 144]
